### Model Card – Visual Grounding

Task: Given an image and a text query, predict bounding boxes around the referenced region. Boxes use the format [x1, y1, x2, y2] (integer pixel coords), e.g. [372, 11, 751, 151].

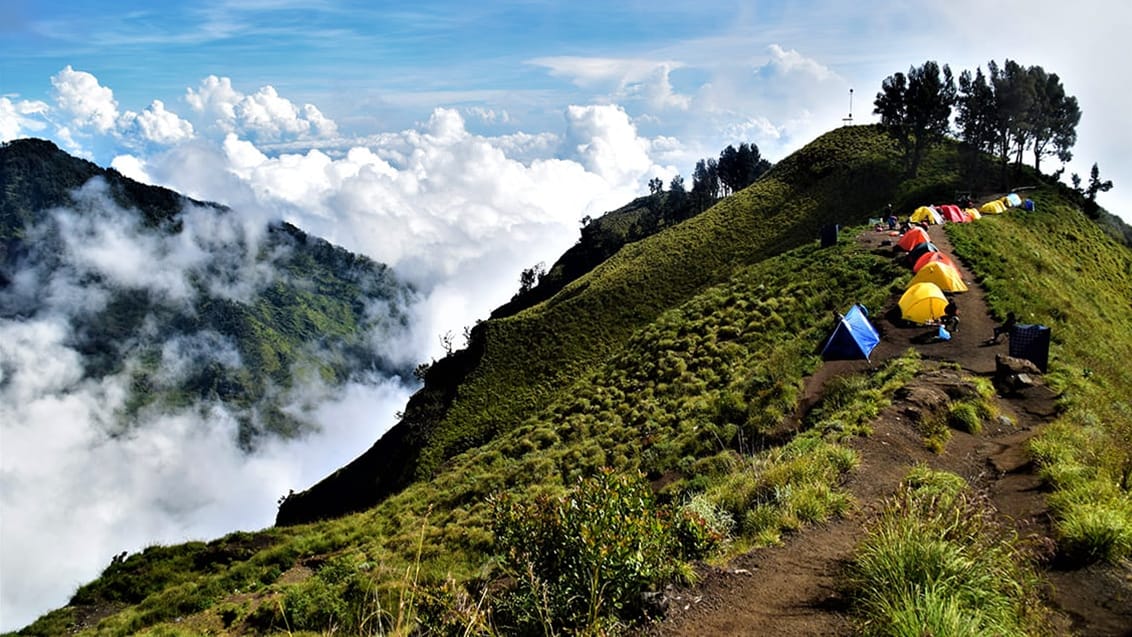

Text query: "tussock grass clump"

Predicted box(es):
[806, 350, 923, 441]
[948, 402, 983, 434]
[847, 469, 1049, 637]
[701, 434, 857, 548]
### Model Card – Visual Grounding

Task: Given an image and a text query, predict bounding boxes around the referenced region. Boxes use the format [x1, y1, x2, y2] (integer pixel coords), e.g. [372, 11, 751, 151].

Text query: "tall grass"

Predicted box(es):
[847, 468, 1048, 636]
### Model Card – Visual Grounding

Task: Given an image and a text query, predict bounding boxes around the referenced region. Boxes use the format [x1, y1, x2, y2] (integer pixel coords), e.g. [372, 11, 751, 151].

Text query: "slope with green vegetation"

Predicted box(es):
[946, 189, 1132, 564]
[0, 138, 415, 444]
[13, 124, 1132, 636]
[277, 124, 898, 524]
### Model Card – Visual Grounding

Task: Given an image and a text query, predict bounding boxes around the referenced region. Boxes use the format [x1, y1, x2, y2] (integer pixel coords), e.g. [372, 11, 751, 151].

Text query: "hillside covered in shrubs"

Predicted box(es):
[12, 123, 1132, 636]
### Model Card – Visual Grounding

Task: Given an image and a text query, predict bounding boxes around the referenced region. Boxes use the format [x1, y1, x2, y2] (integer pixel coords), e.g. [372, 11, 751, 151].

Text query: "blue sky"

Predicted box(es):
[2, 0, 1132, 629]
[4, 0, 1129, 196]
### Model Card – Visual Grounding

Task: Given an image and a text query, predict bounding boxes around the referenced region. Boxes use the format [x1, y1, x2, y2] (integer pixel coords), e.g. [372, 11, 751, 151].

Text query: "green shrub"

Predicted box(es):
[1054, 500, 1132, 563]
[491, 469, 698, 633]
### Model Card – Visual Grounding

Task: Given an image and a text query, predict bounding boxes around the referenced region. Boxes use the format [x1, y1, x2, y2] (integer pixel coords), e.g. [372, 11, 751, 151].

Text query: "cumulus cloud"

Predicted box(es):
[0, 97, 49, 141]
[44, 66, 195, 151]
[186, 75, 338, 141]
[121, 100, 195, 145]
[50, 65, 120, 133]
[125, 105, 671, 354]
[562, 104, 655, 185]
[465, 106, 511, 124]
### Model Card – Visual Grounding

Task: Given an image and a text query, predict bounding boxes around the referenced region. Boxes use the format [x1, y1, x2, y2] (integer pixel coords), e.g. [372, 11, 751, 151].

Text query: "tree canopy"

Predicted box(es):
[874, 60, 956, 177]
[955, 59, 1081, 176]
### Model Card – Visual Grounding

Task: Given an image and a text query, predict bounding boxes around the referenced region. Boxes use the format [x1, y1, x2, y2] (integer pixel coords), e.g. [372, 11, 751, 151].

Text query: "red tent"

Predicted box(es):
[912, 251, 957, 273]
[897, 226, 930, 251]
[938, 205, 968, 223]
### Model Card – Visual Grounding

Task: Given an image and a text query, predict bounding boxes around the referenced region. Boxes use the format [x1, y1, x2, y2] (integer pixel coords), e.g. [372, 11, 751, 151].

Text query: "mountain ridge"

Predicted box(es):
[0, 137, 415, 445]
[10, 125, 1132, 635]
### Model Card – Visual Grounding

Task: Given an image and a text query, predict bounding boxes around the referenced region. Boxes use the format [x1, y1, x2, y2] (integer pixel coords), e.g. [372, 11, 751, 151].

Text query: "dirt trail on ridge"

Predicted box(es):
[644, 225, 1132, 637]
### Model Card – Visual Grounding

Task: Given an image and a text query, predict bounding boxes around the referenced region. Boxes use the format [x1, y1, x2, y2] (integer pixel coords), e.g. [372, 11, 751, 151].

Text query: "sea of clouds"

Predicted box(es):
[0, 67, 689, 630]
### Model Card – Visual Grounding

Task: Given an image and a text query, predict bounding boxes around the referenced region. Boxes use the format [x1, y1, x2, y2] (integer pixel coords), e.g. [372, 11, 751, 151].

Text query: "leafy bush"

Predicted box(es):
[491, 469, 702, 633]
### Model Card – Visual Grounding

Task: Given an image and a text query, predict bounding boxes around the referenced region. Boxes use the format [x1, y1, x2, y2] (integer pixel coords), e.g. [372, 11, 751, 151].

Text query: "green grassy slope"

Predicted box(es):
[278, 124, 902, 524]
[18, 126, 1132, 635]
[947, 187, 1132, 564]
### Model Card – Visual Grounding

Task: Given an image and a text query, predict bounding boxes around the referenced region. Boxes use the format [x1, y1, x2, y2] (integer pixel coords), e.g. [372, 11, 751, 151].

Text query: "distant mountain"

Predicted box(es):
[0, 138, 416, 446]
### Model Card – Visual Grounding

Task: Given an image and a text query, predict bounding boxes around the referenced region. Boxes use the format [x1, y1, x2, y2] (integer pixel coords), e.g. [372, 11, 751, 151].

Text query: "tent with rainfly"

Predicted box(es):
[909, 261, 968, 292]
[965, 207, 982, 220]
[912, 251, 956, 273]
[938, 205, 968, 223]
[980, 200, 1006, 214]
[906, 241, 940, 265]
[821, 304, 881, 360]
[897, 226, 930, 251]
[910, 205, 942, 224]
[899, 282, 950, 323]
[1005, 193, 1023, 207]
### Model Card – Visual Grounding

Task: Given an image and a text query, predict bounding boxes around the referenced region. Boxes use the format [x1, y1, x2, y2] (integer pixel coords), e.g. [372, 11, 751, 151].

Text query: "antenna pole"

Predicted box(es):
[842, 88, 854, 125]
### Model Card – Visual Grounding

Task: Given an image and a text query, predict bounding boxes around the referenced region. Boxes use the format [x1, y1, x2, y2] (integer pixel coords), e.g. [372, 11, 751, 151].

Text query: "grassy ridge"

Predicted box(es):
[18, 127, 919, 635]
[20, 126, 1132, 634]
[415, 125, 900, 480]
[947, 191, 1132, 563]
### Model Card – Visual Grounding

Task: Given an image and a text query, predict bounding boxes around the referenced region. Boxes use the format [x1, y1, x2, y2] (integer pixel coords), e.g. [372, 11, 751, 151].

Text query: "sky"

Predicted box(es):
[2, 0, 1131, 629]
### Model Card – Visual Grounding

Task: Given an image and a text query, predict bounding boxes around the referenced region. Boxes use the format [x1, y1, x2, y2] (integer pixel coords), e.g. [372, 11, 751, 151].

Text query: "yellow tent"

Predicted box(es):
[899, 282, 949, 323]
[909, 261, 969, 293]
[980, 200, 1006, 214]
[965, 207, 982, 220]
[910, 205, 941, 224]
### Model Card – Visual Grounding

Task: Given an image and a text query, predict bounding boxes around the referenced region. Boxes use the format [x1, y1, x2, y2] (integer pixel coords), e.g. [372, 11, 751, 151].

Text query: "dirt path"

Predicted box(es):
[645, 225, 1132, 636]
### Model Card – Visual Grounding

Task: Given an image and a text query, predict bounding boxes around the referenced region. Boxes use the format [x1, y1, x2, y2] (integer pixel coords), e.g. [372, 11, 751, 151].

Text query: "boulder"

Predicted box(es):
[994, 354, 1043, 394]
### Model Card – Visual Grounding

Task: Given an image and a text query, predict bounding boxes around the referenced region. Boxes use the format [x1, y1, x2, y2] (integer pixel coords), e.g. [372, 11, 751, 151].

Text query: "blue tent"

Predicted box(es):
[821, 304, 881, 360]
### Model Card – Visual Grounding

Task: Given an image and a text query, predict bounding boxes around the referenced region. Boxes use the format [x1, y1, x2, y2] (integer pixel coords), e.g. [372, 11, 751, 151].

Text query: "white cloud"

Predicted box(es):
[562, 104, 656, 186]
[465, 106, 511, 124]
[759, 43, 836, 82]
[118, 104, 670, 361]
[531, 56, 693, 111]
[50, 65, 120, 133]
[0, 315, 413, 629]
[186, 75, 338, 141]
[121, 100, 195, 145]
[0, 174, 417, 629]
[0, 97, 49, 141]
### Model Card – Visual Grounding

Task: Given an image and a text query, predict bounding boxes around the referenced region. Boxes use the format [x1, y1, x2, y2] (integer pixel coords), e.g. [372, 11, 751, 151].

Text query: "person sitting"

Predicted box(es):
[941, 299, 959, 332]
[991, 312, 1017, 343]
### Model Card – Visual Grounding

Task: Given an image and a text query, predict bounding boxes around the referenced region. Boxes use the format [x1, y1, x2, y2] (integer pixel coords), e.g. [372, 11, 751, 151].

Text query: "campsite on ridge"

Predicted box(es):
[9, 56, 1132, 636]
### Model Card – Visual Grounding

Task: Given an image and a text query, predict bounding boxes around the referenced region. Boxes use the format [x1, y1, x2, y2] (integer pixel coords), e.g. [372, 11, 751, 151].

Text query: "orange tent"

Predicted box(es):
[897, 227, 930, 251]
[912, 251, 956, 273]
